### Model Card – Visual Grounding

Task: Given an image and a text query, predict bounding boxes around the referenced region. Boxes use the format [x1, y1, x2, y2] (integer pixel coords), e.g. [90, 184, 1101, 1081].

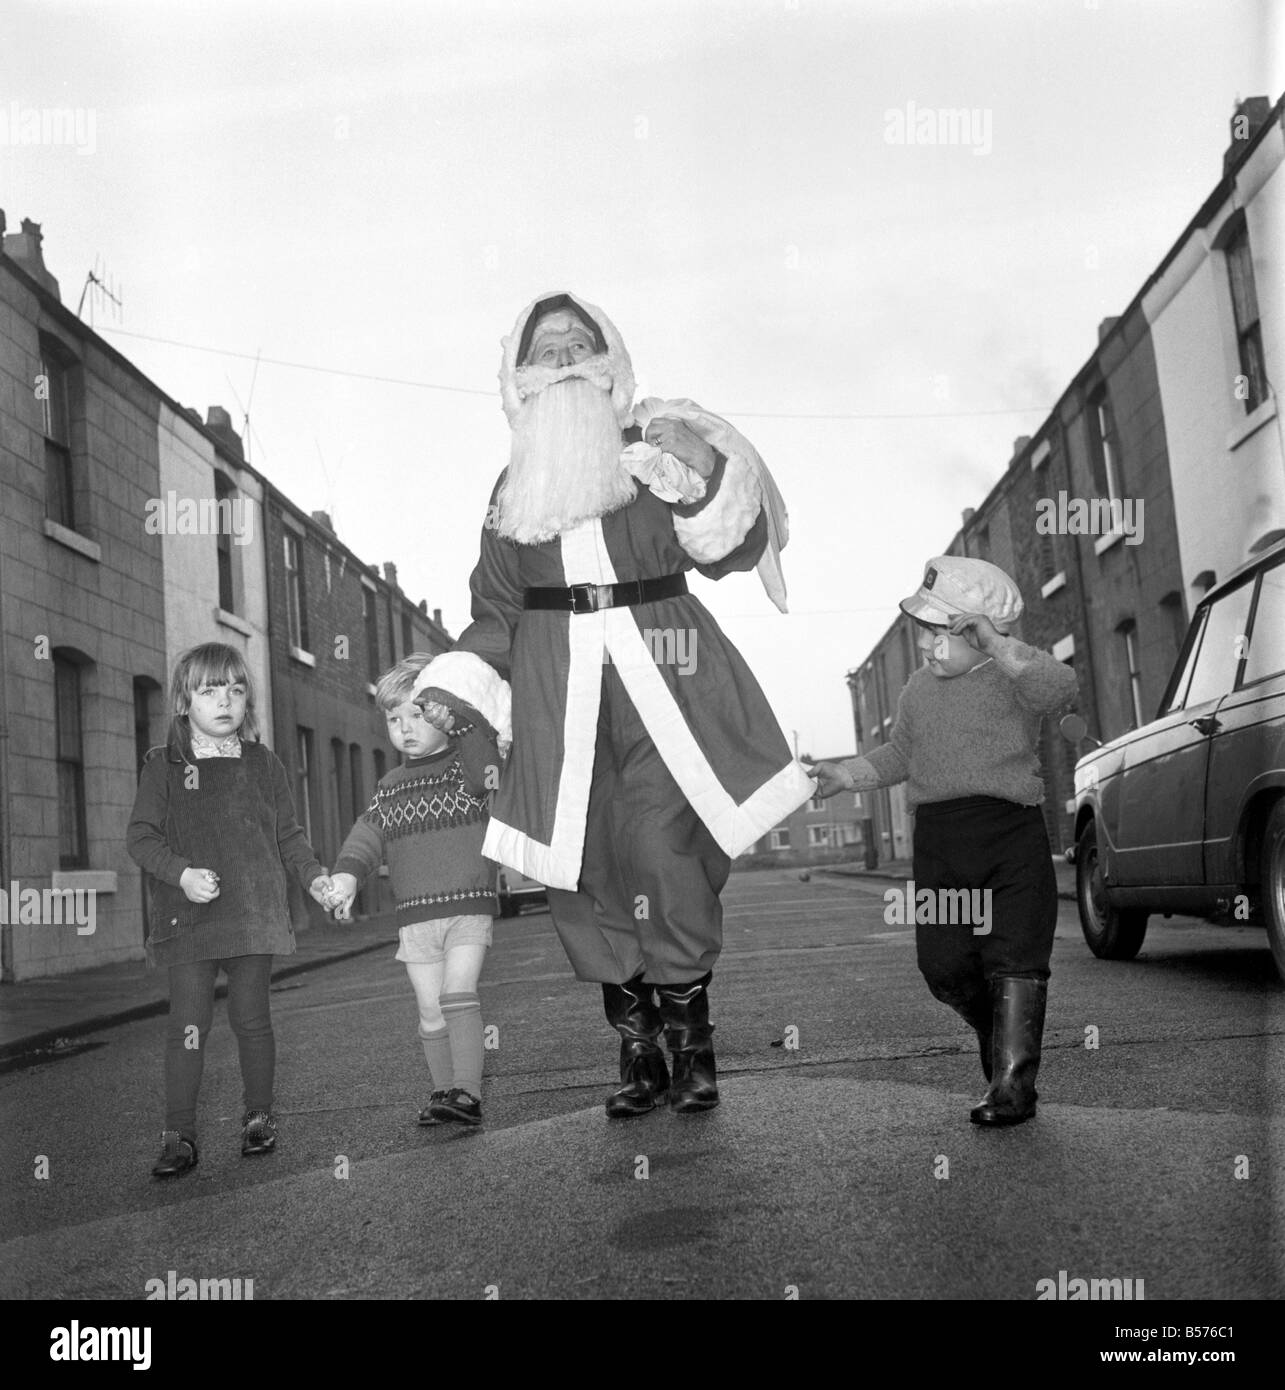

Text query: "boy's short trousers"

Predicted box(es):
[396, 913, 494, 964]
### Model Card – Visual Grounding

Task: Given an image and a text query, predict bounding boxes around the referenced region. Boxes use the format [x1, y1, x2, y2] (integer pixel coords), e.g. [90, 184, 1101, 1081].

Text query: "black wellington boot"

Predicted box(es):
[952, 989, 994, 1082]
[602, 977, 670, 1118]
[655, 973, 719, 1113]
[970, 977, 1047, 1126]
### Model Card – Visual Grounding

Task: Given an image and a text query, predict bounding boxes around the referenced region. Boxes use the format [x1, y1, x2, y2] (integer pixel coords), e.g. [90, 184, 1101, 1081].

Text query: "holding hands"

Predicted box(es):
[319, 872, 358, 922]
[804, 760, 854, 799]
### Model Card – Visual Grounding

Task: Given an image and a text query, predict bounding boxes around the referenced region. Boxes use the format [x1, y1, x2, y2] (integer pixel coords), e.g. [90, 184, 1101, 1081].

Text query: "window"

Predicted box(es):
[1158, 591, 1188, 660]
[54, 655, 88, 867]
[41, 340, 75, 529]
[808, 825, 833, 848]
[1118, 620, 1143, 728]
[1087, 386, 1123, 504]
[1039, 531, 1059, 587]
[362, 586, 380, 684]
[769, 828, 791, 850]
[349, 744, 364, 821]
[1169, 580, 1256, 712]
[296, 727, 314, 841]
[330, 738, 346, 854]
[1226, 221, 1267, 413]
[284, 531, 309, 651]
[809, 792, 826, 812]
[214, 474, 235, 613]
[1243, 559, 1285, 684]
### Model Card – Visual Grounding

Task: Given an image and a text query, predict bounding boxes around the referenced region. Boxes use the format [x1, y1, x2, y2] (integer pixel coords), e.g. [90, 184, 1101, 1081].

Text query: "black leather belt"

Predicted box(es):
[523, 573, 688, 614]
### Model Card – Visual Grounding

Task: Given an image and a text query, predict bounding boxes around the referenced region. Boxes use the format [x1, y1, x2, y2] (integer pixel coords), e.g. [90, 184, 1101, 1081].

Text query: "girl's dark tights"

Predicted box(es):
[164, 955, 275, 1136]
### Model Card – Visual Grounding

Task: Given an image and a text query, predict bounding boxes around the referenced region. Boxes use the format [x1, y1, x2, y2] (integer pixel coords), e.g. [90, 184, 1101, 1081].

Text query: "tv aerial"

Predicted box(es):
[76, 256, 123, 326]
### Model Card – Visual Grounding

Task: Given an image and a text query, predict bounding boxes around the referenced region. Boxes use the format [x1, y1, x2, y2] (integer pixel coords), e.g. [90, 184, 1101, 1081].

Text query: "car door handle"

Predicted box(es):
[1189, 715, 1221, 735]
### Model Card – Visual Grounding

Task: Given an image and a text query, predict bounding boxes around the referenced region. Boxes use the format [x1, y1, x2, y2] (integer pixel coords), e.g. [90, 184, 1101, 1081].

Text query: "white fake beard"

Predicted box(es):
[495, 376, 636, 544]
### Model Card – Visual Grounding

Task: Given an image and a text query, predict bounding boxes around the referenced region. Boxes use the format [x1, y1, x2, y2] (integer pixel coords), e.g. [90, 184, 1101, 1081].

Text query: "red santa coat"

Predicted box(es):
[456, 448, 816, 891]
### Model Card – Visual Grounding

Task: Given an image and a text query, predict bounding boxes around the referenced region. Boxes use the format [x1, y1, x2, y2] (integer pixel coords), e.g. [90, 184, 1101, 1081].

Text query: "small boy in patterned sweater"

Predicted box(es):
[326, 653, 503, 1127]
[810, 557, 1078, 1127]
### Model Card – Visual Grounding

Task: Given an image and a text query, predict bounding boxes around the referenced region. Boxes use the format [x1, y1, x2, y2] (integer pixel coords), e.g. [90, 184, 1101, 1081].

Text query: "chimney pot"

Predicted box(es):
[383, 562, 398, 588]
[1225, 95, 1273, 174]
[2, 216, 60, 300]
[432, 608, 442, 627]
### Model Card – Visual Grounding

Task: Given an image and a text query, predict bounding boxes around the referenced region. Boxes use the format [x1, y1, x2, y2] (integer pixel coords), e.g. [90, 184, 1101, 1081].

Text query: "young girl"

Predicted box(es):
[126, 642, 330, 1177]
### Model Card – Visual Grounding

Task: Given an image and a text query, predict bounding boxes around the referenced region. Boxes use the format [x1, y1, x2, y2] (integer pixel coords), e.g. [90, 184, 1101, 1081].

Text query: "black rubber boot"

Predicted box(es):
[951, 989, 994, 1082]
[602, 977, 669, 1118]
[655, 973, 719, 1113]
[970, 977, 1047, 1126]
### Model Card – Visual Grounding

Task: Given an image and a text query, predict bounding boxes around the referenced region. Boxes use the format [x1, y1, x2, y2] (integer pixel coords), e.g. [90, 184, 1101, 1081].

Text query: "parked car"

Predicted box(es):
[495, 867, 548, 918]
[1067, 537, 1285, 982]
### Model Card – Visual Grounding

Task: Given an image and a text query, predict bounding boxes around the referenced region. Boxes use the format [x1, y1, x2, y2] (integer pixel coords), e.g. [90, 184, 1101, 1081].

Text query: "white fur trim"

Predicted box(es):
[499, 293, 636, 428]
[603, 608, 815, 855]
[483, 520, 615, 889]
[411, 651, 512, 750]
[671, 453, 763, 564]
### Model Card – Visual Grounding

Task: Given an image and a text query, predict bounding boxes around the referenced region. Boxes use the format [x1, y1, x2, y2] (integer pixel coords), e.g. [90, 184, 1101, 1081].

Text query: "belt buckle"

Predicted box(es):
[568, 583, 609, 614]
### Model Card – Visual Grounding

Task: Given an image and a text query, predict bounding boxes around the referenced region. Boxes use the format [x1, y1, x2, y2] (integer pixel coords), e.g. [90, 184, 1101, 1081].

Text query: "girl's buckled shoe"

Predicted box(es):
[151, 1130, 198, 1178]
[241, 1110, 278, 1155]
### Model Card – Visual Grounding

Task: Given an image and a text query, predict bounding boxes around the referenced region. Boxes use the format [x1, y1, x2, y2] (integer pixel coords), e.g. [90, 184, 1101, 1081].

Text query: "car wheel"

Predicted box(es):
[1076, 820, 1148, 960]
[1261, 800, 1285, 985]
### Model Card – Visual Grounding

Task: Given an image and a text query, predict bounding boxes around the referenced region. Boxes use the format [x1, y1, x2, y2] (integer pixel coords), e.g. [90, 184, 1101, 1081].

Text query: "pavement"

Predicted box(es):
[0, 856, 1077, 1064]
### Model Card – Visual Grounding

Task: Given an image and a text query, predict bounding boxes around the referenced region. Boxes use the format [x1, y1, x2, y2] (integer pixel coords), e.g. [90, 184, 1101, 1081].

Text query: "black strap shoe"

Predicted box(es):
[151, 1130, 198, 1178]
[241, 1110, 278, 1155]
[970, 977, 1047, 1126]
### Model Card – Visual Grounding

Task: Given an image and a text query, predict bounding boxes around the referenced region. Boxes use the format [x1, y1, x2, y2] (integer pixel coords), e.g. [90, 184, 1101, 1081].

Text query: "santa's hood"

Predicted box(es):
[499, 292, 636, 428]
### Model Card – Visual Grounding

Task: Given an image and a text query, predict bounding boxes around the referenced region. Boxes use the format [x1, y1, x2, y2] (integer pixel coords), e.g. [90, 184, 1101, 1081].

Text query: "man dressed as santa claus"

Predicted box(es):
[419, 292, 814, 1118]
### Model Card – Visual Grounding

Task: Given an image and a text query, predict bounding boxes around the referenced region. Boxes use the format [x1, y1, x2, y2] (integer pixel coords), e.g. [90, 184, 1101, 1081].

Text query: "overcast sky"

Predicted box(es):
[4, 0, 1281, 757]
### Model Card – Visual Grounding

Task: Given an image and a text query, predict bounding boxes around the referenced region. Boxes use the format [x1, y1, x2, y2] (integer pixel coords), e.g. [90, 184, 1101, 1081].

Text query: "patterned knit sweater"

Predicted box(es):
[332, 725, 500, 925]
[859, 646, 1078, 810]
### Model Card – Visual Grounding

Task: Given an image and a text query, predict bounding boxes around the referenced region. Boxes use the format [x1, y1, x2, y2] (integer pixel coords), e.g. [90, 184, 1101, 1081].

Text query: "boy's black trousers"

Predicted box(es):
[911, 795, 1058, 1008]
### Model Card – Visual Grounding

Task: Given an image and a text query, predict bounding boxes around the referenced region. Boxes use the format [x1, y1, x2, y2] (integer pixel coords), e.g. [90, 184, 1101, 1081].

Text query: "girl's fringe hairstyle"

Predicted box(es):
[164, 642, 259, 761]
[373, 652, 435, 712]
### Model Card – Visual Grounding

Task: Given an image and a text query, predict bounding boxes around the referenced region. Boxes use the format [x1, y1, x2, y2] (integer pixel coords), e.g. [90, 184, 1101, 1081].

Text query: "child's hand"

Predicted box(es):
[307, 874, 333, 907]
[948, 612, 1004, 655]
[180, 867, 221, 904]
[416, 699, 456, 734]
[804, 760, 854, 799]
[324, 872, 358, 922]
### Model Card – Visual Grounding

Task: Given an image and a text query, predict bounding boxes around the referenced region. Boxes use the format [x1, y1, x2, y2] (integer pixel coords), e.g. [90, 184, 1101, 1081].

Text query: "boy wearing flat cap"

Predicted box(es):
[811, 557, 1077, 1126]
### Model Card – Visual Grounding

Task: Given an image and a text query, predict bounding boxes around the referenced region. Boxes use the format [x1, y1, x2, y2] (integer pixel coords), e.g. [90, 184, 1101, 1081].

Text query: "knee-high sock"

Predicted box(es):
[439, 992, 483, 1098]
[418, 1024, 454, 1091]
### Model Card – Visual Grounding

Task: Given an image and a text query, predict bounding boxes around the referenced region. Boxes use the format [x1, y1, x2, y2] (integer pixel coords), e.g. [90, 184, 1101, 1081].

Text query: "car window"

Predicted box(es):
[1180, 578, 1255, 709]
[1242, 558, 1285, 685]
[1160, 607, 1206, 715]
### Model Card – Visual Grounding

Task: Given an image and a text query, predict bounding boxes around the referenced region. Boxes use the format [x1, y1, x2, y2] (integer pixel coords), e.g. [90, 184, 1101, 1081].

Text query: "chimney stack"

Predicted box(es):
[962, 507, 976, 526]
[310, 510, 334, 533]
[205, 406, 246, 463]
[1097, 316, 1120, 343]
[1225, 95, 1272, 175]
[432, 608, 442, 627]
[2, 217, 60, 300]
[1012, 435, 1032, 459]
[383, 562, 398, 588]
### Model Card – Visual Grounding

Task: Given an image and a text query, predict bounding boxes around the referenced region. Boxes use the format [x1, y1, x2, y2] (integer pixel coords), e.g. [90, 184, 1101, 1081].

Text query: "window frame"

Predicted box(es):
[53, 654, 89, 868]
[40, 338, 77, 530]
[284, 529, 309, 653]
[1225, 220, 1267, 414]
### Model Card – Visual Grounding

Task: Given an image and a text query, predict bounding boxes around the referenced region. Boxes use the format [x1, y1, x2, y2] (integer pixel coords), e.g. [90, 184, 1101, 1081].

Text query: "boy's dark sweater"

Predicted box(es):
[332, 724, 500, 925]
[126, 741, 326, 967]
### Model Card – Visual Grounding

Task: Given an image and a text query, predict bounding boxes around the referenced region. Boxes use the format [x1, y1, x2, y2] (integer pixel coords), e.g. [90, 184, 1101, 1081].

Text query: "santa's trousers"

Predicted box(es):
[545, 663, 730, 986]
